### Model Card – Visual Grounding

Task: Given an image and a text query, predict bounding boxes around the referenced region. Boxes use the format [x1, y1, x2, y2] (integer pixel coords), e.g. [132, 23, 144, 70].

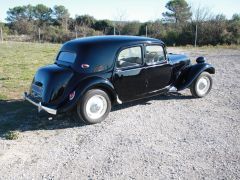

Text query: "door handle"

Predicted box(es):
[145, 80, 148, 87]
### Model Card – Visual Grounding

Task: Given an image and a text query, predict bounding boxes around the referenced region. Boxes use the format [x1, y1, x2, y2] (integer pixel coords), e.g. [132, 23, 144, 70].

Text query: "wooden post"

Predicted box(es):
[75, 26, 77, 38]
[0, 27, 3, 43]
[38, 28, 41, 42]
[146, 25, 148, 37]
[194, 24, 198, 47]
[65, 17, 68, 31]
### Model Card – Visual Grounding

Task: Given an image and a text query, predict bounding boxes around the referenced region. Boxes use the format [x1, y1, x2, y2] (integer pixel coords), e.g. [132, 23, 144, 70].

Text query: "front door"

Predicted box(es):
[144, 45, 172, 93]
[113, 45, 146, 102]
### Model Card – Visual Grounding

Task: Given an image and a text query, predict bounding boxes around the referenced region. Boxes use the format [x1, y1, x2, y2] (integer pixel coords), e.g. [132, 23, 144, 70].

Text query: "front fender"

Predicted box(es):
[58, 76, 117, 113]
[175, 63, 215, 91]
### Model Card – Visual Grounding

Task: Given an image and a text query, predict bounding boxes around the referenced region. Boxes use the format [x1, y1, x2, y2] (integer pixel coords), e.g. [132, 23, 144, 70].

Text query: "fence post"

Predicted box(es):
[38, 28, 41, 42]
[146, 25, 148, 37]
[75, 26, 77, 38]
[0, 27, 3, 43]
[194, 24, 198, 47]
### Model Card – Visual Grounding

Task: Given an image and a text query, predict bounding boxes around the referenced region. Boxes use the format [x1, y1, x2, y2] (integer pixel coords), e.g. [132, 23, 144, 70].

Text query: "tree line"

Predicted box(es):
[0, 0, 239, 46]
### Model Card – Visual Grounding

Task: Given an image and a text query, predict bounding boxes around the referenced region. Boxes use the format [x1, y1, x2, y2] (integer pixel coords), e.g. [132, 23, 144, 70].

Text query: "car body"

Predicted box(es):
[24, 36, 215, 124]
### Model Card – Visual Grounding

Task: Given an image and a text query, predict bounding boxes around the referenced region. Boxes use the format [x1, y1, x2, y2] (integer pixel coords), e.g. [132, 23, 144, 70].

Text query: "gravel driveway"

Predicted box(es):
[0, 47, 239, 179]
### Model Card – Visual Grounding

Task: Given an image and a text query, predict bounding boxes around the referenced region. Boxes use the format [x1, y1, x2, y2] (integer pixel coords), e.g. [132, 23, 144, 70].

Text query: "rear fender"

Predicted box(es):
[58, 76, 117, 113]
[175, 63, 215, 91]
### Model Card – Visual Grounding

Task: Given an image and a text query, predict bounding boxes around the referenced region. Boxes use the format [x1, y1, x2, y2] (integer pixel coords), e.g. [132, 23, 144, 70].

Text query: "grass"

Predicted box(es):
[4, 130, 19, 140]
[0, 41, 60, 100]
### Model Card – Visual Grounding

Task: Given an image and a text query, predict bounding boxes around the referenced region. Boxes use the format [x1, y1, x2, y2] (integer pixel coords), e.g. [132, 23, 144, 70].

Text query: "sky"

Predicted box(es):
[0, 0, 239, 22]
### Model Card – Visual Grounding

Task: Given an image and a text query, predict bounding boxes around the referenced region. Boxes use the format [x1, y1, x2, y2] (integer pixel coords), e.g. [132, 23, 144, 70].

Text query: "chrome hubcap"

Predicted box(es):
[196, 76, 210, 96]
[86, 95, 107, 119]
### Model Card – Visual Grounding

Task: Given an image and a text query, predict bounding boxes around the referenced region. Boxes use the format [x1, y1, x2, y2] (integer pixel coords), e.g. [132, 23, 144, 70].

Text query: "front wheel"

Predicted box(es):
[190, 72, 213, 98]
[76, 89, 111, 124]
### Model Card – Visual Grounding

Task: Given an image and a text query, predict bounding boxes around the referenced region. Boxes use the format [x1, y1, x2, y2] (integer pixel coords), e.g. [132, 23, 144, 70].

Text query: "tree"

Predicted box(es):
[33, 4, 52, 26]
[232, 13, 240, 21]
[52, 5, 70, 31]
[6, 6, 28, 22]
[191, 4, 213, 22]
[75, 15, 96, 28]
[113, 10, 127, 35]
[94, 20, 113, 34]
[75, 15, 96, 37]
[163, 0, 192, 24]
[139, 20, 166, 38]
[122, 21, 141, 35]
[6, 5, 34, 22]
[6, 5, 35, 34]
[225, 14, 240, 44]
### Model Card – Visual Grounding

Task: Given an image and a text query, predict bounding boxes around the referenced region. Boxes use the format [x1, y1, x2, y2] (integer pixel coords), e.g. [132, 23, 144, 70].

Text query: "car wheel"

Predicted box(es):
[76, 89, 111, 124]
[190, 72, 213, 98]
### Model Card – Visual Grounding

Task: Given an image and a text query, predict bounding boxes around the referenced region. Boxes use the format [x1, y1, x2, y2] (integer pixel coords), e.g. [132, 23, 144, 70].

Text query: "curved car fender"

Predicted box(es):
[75, 76, 117, 101]
[58, 76, 117, 113]
[175, 63, 215, 91]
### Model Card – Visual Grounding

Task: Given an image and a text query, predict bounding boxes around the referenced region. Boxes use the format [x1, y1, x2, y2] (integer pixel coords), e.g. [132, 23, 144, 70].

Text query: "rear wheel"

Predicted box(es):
[76, 89, 111, 124]
[190, 72, 212, 98]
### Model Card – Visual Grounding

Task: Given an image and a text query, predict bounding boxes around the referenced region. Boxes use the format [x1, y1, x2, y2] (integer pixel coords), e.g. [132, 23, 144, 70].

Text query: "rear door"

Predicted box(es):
[113, 45, 146, 102]
[144, 44, 172, 93]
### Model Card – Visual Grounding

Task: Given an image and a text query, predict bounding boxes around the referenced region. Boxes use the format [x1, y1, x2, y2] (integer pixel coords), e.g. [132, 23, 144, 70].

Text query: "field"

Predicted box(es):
[0, 42, 240, 179]
[0, 42, 60, 100]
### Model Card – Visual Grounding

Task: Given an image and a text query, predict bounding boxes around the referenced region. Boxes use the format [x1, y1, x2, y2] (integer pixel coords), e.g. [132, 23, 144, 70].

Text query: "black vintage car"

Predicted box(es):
[24, 36, 215, 124]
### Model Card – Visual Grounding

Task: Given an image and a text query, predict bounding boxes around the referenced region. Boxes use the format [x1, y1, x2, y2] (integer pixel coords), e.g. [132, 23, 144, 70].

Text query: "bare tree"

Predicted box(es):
[191, 4, 213, 22]
[190, 4, 214, 47]
[113, 9, 128, 35]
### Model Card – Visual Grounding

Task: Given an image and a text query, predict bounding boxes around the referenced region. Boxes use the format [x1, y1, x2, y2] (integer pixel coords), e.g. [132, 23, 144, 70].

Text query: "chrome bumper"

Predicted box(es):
[23, 92, 57, 115]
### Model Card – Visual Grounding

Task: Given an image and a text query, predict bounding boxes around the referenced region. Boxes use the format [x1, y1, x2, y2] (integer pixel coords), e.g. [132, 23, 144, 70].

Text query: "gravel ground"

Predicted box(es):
[0, 47, 239, 179]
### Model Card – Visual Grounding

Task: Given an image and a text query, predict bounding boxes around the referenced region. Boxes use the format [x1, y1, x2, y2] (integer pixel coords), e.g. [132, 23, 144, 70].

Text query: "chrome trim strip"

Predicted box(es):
[116, 95, 122, 104]
[23, 92, 57, 115]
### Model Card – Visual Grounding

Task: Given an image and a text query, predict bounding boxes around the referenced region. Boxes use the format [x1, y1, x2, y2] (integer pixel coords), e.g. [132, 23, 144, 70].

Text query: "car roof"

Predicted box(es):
[65, 35, 163, 46]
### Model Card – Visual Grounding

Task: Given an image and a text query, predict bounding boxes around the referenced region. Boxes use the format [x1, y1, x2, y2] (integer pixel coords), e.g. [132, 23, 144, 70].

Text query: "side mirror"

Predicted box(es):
[196, 56, 206, 63]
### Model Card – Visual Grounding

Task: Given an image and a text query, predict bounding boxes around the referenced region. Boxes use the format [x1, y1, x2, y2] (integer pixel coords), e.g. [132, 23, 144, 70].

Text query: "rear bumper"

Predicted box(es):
[23, 92, 57, 115]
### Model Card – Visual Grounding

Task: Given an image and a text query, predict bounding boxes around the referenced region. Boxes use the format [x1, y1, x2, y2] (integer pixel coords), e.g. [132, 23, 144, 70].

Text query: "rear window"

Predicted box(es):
[57, 51, 76, 63]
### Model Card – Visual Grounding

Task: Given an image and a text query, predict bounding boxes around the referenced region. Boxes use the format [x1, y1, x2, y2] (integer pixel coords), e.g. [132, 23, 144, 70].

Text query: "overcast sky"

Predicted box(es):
[0, 0, 239, 22]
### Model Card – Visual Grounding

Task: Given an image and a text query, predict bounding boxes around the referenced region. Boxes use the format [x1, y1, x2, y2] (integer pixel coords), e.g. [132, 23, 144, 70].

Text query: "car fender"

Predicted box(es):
[175, 63, 215, 91]
[58, 76, 117, 113]
[75, 76, 117, 101]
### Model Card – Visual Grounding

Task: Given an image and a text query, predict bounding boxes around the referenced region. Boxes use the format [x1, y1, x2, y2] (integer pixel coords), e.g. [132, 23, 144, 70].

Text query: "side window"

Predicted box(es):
[117, 46, 142, 69]
[145, 45, 165, 65]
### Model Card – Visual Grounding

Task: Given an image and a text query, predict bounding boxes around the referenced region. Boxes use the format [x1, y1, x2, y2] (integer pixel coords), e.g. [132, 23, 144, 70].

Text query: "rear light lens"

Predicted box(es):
[69, 91, 75, 100]
[81, 64, 90, 69]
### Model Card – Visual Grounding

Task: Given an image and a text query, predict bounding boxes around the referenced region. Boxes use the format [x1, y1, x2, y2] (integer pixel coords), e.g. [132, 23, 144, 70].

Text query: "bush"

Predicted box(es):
[4, 131, 19, 140]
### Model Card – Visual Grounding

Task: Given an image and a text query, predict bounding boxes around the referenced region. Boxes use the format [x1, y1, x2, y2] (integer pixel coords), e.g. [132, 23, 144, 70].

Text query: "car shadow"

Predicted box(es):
[0, 100, 84, 138]
[0, 92, 194, 138]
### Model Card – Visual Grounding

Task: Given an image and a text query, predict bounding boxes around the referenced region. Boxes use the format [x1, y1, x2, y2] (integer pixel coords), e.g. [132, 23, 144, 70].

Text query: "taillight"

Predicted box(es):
[69, 91, 75, 100]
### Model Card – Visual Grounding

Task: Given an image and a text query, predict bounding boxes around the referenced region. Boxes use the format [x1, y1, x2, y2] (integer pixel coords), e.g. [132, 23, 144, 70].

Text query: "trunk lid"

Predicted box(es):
[30, 64, 73, 104]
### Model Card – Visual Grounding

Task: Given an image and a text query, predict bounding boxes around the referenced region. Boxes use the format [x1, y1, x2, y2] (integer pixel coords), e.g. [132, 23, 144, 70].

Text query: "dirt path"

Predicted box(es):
[0, 48, 239, 179]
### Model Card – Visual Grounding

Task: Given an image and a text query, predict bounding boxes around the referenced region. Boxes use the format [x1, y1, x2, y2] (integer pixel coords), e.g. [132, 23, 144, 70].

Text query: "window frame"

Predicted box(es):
[115, 45, 144, 71]
[144, 44, 167, 66]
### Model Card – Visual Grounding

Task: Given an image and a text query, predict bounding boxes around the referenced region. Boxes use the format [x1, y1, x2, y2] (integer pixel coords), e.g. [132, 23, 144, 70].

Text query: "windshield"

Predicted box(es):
[57, 51, 76, 63]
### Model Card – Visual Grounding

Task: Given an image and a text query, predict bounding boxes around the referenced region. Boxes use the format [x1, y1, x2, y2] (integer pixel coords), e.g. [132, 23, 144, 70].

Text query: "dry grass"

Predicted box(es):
[0, 41, 60, 100]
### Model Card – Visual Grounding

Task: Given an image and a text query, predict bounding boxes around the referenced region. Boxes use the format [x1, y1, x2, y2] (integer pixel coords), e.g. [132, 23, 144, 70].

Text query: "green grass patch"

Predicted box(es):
[0, 42, 60, 99]
[0, 93, 7, 100]
[4, 131, 20, 140]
